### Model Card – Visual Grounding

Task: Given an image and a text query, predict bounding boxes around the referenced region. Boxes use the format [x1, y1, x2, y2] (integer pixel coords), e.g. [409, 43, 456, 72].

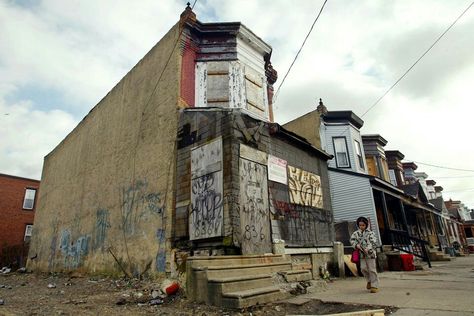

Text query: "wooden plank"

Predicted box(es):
[343, 254, 358, 276]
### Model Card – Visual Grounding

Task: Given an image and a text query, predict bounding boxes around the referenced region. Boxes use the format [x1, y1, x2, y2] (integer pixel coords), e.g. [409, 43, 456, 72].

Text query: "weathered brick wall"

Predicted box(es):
[267, 135, 333, 246]
[174, 109, 333, 254]
[179, 30, 197, 107]
[175, 109, 232, 242]
[232, 113, 333, 249]
[28, 22, 183, 276]
[0, 174, 39, 261]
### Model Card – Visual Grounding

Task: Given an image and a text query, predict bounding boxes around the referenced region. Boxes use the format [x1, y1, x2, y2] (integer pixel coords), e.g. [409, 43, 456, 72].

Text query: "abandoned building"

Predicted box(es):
[27, 6, 342, 306]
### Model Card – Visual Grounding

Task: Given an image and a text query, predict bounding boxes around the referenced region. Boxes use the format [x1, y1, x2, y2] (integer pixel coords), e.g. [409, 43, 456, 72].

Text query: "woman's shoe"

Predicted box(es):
[370, 287, 379, 293]
[366, 282, 371, 289]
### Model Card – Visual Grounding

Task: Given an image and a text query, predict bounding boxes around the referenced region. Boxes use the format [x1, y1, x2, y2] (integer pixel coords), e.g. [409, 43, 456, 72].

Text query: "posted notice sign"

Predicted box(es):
[268, 155, 288, 184]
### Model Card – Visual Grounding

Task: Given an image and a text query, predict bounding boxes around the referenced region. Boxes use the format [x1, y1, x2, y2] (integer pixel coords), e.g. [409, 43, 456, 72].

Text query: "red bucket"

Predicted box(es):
[400, 254, 415, 271]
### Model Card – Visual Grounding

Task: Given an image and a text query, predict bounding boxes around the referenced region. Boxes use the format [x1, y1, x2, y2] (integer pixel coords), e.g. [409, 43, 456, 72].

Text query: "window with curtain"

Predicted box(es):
[333, 137, 350, 168]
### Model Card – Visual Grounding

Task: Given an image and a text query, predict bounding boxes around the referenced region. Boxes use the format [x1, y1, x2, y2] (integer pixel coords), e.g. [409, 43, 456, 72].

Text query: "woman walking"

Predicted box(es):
[350, 216, 380, 293]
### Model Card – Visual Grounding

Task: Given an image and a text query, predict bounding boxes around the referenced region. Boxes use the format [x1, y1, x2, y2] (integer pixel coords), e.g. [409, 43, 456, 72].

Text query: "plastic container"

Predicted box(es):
[400, 254, 415, 271]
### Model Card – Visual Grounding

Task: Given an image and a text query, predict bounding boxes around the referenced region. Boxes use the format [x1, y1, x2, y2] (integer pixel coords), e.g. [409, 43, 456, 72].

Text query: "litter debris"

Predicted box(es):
[149, 298, 164, 306]
[16, 267, 27, 273]
[47, 283, 57, 289]
[0, 299, 4, 305]
[161, 279, 179, 296]
[1, 267, 11, 274]
[151, 289, 161, 299]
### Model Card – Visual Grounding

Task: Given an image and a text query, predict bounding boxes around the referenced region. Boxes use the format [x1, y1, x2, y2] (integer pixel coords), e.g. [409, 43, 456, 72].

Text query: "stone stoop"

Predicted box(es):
[221, 286, 288, 309]
[186, 254, 297, 308]
[278, 270, 313, 283]
[428, 248, 451, 261]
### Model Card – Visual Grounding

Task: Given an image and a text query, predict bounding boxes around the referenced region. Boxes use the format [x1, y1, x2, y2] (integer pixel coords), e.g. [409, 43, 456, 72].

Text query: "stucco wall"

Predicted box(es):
[28, 22, 183, 277]
[283, 111, 321, 149]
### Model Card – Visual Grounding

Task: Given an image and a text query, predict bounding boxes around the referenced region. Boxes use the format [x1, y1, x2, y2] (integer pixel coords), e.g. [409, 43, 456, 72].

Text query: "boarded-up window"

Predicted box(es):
[244, 66, 266, 117]
[195, 61, 230, 108]
[207, 62, 229, 107]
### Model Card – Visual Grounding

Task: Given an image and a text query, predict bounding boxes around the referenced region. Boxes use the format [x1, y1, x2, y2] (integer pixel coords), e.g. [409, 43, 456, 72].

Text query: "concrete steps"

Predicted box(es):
[186, 254, 297, 308]
[279, 269, 312, 282]
[204, 261, 292, 278]
[221, 285, 287, 308]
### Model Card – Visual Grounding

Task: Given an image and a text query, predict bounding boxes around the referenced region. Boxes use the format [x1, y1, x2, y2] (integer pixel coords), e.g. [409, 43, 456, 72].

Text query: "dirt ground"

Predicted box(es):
[0, 272, 396, 315]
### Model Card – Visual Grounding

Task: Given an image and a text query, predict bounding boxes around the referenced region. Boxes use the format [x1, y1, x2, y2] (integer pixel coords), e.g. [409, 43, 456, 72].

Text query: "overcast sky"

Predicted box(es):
[1, 0, 473, 209]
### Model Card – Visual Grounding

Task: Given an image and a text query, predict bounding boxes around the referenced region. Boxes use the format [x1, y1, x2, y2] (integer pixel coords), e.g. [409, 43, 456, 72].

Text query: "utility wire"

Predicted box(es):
[412, 161, 474, 173]
[433, 176, 474, 179]
[443, 188, 474, 193]
[273, 0, 328, 107]
[360, 1, 474, 118]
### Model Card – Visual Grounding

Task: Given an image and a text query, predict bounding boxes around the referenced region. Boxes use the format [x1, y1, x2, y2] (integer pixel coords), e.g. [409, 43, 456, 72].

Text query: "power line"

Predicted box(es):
[360, 1, 474, 118]
[431, 176, 474, 179]
[332, 2, 473, 138]
[443, 188, 474, 193]
[412, 161, 474, 173]
[273, 0, 328, 107]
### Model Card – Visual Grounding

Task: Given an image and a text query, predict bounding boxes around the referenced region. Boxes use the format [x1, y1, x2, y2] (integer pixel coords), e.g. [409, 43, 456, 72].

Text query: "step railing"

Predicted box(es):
[387, 229, 431, 268]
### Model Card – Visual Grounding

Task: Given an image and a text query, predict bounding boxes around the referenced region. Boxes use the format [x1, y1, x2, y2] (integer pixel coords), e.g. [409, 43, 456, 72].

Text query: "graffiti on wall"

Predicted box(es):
[48, 218, 59, 270]
[59, 229, 91, 269]
[93, 208, 111, 251]
[190, 172, 223, 239]
[239, 158, 271, 254]
[190, 138, 223, 240]
[288, 166, 323, 208]
[191, 137, 222, 178]
[273, 202, 332, 246]
[120, 180, 164, 236]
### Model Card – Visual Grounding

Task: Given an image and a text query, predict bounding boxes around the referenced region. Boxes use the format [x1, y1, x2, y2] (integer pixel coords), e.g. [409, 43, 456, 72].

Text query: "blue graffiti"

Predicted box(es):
[59, 229, 90, 269]
[146, 193, 164, 214]
[156, 249, 166, 272]
[120, 180, 165, 235]
[156, 228, 166, 243]
[93, 208, 111, 251]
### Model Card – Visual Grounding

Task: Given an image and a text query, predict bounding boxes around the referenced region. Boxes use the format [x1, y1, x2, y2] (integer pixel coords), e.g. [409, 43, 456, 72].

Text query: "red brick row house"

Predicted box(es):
[0, 173, 40, 267]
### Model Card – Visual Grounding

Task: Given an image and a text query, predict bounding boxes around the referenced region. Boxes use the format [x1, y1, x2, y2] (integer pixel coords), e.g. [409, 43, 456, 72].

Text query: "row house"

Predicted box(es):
[0, 173, 39, 267]
[284, 100, 457, 266]
[445, 199, 469, 248]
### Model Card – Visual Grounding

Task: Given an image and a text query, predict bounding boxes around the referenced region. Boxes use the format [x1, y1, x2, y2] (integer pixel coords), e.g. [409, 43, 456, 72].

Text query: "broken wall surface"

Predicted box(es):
[175, 109, 234, 246]
[28, 22, 183, 277]
[174, 109, 333, 255]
